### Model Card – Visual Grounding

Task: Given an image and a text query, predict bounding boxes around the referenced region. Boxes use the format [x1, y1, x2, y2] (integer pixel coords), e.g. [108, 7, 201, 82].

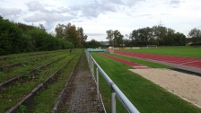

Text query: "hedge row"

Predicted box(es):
[0, 18, 73, 55]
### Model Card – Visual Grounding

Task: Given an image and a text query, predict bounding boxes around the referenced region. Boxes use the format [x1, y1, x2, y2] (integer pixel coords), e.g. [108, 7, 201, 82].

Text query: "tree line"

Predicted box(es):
[106, 26, 201, 47]
[0, 16, 87, 55]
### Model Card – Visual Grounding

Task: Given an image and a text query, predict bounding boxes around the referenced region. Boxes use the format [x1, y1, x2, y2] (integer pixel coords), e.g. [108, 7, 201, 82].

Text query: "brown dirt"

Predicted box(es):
[129, 68, 201, 108]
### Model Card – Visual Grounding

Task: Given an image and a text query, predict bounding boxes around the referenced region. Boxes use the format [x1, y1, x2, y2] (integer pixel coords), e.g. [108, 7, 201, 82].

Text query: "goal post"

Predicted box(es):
[146, 45, 157, 49]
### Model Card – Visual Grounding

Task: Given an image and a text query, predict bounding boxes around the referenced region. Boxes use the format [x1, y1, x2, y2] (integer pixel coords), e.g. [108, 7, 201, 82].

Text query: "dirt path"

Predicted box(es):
[129, 68, 201, 108]
[59, 54, 104, 113]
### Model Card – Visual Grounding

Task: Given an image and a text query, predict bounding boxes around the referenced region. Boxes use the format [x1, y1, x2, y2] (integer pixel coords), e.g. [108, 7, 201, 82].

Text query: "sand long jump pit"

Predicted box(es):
[129, 68, 201, 108]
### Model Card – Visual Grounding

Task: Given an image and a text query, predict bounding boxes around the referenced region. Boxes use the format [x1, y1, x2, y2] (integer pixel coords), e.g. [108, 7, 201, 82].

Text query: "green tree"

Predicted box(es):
[152, 26, 167, 45]
[17, 23, 36, 32]
[130, 25, 186, 46]
[55, 24, 65, 38]
[55, 23, 87, 47]
[130, 30, 138, 46]
[0, 19, 24, 54]
[77, 27, 88, 47]
[188, 28, 201, 44]
[86, 39, 102, 48]
[113, 30, 124, 47]
[106, 30, 114, 46]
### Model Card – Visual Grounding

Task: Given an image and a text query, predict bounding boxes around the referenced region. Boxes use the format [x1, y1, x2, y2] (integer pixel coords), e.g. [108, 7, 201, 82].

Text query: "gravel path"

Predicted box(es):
[59, 54, 104, 113]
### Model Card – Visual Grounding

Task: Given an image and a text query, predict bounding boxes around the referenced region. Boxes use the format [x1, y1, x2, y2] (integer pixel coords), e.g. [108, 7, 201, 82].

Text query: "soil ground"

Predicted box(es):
[59, 54, 104, 113]
[129, 68, 201, 108]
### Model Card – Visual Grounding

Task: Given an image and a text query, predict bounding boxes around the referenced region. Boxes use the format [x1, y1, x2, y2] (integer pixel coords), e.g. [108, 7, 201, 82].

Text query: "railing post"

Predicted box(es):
[96, 67, 99, 99]
[111, 87, 116, 113]
[91, 61, 94, 76]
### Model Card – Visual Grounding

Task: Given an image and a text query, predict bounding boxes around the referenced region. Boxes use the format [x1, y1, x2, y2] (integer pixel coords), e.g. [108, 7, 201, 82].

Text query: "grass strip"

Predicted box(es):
[92, 53, 201, 113]
[119, 46, 201, 58]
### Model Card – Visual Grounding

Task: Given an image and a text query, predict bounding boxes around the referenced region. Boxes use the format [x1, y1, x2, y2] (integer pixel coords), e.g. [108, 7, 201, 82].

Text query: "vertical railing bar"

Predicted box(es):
[96, 68, 99, 100]
[92, 61, 94, 77]
[111, 87, 116, 113]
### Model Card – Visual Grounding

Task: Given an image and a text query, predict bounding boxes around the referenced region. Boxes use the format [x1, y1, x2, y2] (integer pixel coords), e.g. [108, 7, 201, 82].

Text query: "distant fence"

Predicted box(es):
[85, 50, 140, 113]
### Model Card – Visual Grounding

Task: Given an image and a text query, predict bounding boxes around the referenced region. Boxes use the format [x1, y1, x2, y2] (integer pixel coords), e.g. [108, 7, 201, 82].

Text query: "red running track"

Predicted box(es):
[98, 53, 149, 69]
[114, 51, 201, 69]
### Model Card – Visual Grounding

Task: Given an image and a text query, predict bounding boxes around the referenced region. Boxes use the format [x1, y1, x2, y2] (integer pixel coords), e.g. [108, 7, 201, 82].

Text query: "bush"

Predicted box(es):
[0, 19, 24, 54]
[0, 18, 73, 55]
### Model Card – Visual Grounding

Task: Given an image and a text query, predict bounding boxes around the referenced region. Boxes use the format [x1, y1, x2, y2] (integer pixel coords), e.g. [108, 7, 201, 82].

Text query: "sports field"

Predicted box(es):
[91, 46, 201, 113]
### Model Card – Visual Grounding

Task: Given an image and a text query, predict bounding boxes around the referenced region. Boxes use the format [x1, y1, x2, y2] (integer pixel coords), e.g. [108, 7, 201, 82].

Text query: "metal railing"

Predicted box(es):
[85, 50, 140, 113]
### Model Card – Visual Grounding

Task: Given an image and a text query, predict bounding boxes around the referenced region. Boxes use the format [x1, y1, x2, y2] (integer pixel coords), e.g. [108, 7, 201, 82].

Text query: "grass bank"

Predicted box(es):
[92, 53, 201, 113]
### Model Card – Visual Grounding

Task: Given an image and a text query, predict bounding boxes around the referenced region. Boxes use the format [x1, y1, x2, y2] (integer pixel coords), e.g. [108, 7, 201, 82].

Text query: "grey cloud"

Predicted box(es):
[24, 1, 78, 32]
[26, 1, 44, 11]
[0, 8, 22, 17]
[122, 0, 145, 7]
[170, 0, 180, 8]
[67, 0, 124, 18]
[24, 12, 75, 32]
[23, 12, 74, 22]
[22, 0, 145, 31]
[170, 0, 180, 4]
[26, 1, 60, 13]
[25, 0, 144, 21]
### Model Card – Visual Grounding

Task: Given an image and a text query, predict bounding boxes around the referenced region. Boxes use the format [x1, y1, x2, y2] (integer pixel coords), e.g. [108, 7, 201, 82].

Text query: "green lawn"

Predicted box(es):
[119, 46, 201, 58]
[92, 53, 201, 113]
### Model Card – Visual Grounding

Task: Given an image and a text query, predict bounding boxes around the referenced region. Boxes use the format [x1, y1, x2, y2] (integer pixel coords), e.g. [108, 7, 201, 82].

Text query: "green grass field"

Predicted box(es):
[91, 52, 201, 113]
[119, 46, 201, 58]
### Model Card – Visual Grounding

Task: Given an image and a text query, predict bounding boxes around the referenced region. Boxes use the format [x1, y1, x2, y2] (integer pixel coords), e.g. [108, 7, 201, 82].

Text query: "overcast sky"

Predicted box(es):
[1, 0, 201, 41]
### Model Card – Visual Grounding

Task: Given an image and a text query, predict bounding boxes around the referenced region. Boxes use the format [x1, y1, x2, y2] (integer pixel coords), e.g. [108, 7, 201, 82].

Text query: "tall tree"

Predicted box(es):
[106, 30, 114, 46]
[77, 27, 87, 47]
[189, 28, 201, 43]
[152, 26, 168, 45]
[55, 24, 65, 38]
[55, 23, 87, 47]
[113, 30, 124, 47]
[130, 30, 138, 46]
[66, 25, 79, 47]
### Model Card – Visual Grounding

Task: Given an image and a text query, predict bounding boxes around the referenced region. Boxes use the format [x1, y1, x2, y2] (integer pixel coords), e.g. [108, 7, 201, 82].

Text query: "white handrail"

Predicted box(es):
[85, 50, 140, 113]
